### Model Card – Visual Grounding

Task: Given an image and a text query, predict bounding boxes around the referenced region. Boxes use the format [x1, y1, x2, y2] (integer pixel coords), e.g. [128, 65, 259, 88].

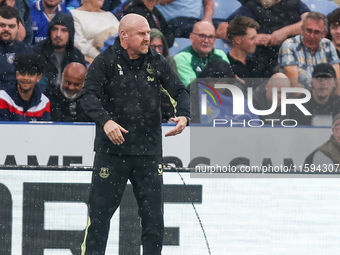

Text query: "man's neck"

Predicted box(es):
[42, 2, 58, 15]
[54, 47, 66, 53]
[333, 41, 340, 53]
[142, 0, 157, 11]
[229, 47, 247, 65]
[17, 86, 33, 102]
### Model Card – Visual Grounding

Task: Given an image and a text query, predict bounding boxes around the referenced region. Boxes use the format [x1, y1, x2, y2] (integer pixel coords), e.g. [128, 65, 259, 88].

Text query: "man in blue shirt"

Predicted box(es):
[30, 0, 71, 44]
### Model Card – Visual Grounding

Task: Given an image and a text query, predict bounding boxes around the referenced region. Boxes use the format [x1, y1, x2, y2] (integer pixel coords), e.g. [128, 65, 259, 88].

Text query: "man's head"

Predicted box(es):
[50, 22, 69, 51]
[301, 11, 328, 52]
[265, 73, 290, 107]
[14, 53, 45, 94]
[328, 9, 340, 48]
[42, 0, 62, 9]
[227, 16, 259, 54]
[119, 14, 150, 59]
[190, 21, 216, 58]
[332, 113, 340, 143]
[312, 63, 336, 103]
[0, 6, 20, 45]
[61, 62, 87, 100]
[48, 13, 74, 52]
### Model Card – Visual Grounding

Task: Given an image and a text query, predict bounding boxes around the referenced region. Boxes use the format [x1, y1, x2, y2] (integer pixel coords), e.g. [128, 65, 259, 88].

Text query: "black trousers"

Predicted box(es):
[81, 153, 164, 255]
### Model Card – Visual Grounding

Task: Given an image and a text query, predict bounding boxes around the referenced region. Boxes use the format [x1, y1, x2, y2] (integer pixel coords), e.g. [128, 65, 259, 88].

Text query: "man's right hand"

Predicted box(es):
[103, 120, 129, 145]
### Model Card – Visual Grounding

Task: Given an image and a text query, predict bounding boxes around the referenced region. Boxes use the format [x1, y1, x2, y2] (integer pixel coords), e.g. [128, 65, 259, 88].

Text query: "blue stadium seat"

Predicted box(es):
[212, 0, 241, 23]
[169, 37, 192, 56]
[214, 39, 232, 54]
[301, 0, 338, 15]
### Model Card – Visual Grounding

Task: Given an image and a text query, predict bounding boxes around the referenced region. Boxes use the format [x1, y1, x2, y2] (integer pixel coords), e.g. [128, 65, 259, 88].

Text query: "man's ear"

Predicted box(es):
[189, 33, 194, 43]
[36, 74, 43, 83]
[234, 35, 242, 44]
[121, 29, 128, 39]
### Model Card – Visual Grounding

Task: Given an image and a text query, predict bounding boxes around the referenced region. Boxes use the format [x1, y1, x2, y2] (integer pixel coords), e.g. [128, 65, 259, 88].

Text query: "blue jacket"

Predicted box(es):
[0, 83, 50, 121]
[30, 0, 71, 45]
[0, 40, 33, 90]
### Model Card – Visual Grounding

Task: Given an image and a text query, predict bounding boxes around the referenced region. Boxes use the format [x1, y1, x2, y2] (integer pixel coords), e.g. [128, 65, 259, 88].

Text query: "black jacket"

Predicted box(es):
[123, 0, 174, 47]
[80, 37, 190, 155]
[33, 12, 86, 88]
[46, 86, 91, 122]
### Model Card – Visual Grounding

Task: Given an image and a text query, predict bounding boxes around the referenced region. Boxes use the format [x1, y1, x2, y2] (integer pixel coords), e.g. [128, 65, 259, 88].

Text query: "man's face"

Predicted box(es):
[124, 21, 150, 59]
[150, 38, 163, 55]
[61, 72, 84, 100]
[237, 27, 258, 54]
[330, 23, 340, 47]
[16, 72, 42, 93]
[301, 18, 326, 52]
[0, 16, 18, 45]
[265, 79, 290, 107]
[190, 23, 216, 58]
[312, 76, 336, 101]
[50, 24, 69, 51]
[42, 0, 62, 9]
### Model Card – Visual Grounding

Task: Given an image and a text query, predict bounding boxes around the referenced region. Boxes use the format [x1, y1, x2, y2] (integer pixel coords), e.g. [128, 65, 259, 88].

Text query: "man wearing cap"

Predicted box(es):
[290, 63, 340, 126]
[304, 113, 340, 165]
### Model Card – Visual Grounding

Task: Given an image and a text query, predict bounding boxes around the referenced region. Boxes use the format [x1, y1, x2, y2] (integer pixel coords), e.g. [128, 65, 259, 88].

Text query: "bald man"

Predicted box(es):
[252, 73, 291, 125]
[46, 62, 89, 122]
[173, 20, 230, 87]
[79, 14, 190, 255]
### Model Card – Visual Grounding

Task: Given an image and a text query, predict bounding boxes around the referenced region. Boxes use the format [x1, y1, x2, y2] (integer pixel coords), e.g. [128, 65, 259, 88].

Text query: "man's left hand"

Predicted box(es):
[165, 116, 188, 137]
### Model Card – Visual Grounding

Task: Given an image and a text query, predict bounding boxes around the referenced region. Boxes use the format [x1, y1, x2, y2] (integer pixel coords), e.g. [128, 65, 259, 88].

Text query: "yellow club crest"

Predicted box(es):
[99, 167, 110, 178]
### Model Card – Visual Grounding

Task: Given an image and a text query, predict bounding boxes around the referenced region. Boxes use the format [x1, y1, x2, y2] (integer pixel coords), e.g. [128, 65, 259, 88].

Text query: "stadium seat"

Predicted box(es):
[169, 37, 192, 56]
[301, 0, 338, 15]
[214, 39, 232, 54]
[212, 0, 241, 24]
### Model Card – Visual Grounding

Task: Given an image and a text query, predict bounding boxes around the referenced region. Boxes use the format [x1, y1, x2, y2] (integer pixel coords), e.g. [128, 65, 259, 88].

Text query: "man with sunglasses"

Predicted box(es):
[278, 11, 340, 94]
[174, 20, 230, 87]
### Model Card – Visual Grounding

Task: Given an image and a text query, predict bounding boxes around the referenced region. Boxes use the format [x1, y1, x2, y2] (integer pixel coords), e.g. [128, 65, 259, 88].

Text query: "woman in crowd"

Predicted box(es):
[70, 0, 119, 63]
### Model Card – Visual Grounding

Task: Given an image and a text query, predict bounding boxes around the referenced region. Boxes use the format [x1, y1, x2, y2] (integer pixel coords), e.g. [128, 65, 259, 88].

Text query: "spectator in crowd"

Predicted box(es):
[304, 113, 340, 166]
[79, 13, 189, 255]
[328, 8, 340, 58]
[1, 0, 33, 44]
[290, 63, 340, 126]
[217, 0, 310, 70]
[0, 52, 50, 121]
[123, 0, 174, 47]
[30, 0, 71, 45]
[33, 12, 86, 89]
[0, 6, 32, 90]
[70, 0, 119, 62]
[47, 62, 89, 122]
[174, 20, 230, 87]
[279, 11, 340, 92]
[227, 16, 273, 89]
[150, 28, 177, 122]
[156, 0, 214, 38]
[252, 73, 291, 125]
[150, 28, 176, 72]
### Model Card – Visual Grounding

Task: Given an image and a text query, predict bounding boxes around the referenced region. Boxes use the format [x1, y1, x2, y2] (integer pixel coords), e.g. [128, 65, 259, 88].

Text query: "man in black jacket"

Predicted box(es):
[33, 12, 86, 90]
[47, 62, 90, 122]
[80, 13, 190, 255]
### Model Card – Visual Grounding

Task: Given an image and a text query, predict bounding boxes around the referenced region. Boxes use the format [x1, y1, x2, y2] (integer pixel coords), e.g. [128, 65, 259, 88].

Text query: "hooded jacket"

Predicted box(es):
[33, 12, 86, 88]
